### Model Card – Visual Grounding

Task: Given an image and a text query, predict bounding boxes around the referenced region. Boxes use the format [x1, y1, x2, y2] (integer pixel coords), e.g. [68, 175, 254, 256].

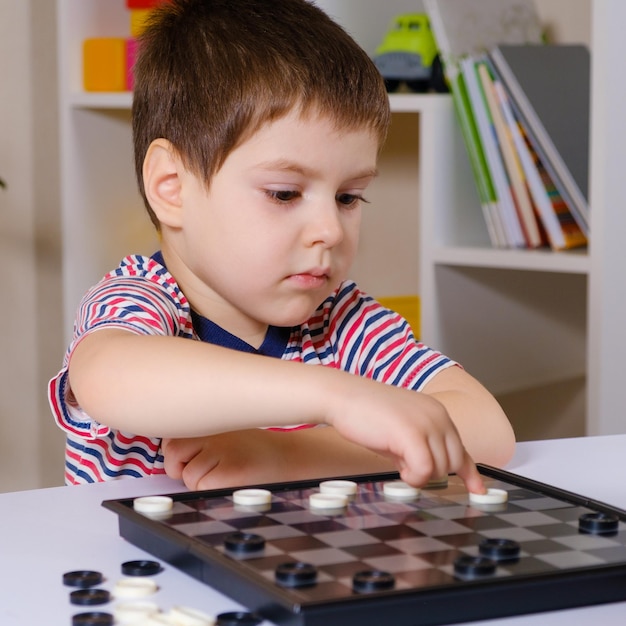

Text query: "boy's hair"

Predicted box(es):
[132, 0, 391, 228]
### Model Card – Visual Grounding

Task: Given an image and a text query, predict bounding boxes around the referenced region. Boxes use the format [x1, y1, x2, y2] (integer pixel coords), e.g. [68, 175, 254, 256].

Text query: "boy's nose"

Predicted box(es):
[306, 201, 345, 248]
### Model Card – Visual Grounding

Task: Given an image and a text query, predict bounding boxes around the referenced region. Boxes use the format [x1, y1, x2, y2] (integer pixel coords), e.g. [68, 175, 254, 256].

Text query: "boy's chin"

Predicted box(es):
[267, 305, 323, 328]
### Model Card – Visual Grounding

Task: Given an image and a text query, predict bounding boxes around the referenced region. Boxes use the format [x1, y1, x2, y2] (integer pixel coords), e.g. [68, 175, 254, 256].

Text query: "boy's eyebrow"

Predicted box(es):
[255, 159, 379, 180]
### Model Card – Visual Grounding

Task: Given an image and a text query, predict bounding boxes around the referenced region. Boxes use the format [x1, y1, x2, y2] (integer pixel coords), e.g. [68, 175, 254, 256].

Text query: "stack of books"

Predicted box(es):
[424, 0, 588, 251]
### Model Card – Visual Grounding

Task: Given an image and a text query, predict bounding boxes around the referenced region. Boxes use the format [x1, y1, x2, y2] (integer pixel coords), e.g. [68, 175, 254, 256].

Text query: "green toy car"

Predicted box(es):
[373, 13, 447, 93]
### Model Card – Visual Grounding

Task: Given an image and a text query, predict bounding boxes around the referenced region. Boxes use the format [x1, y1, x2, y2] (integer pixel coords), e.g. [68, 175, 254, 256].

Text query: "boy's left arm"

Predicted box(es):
[162, 427, 396, 491]
[421, 365, 515, 468]
[163, 366, 514, 491]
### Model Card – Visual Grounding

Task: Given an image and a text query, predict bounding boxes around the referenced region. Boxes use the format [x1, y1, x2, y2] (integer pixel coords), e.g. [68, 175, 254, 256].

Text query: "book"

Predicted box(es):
[493, 78, 587, 250]
[529, 139, 588, 250]
[449, 62, 507, 247]
[461, 56, 525, 248]
[424, 0, 543, 247]
[489, 44, 590, 236]
[477, 60, 543, 247]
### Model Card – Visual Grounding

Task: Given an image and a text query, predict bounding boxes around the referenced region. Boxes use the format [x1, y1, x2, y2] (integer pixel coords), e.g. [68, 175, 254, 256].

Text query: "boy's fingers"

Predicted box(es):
[399, 454, 486, 495]
[395, 447, 435, 487]
[455, 451, 487, 495]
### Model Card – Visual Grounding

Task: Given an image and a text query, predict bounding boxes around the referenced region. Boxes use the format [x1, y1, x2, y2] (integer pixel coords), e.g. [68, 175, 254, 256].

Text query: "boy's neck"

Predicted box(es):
[151, 250, 291, 355]
[190, 309, 291, 357]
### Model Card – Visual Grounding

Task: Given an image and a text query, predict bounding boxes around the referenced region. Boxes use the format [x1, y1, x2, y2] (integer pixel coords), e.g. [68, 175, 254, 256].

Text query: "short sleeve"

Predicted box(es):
[48, 255, 193, 439]
[297, 281, 456, 391]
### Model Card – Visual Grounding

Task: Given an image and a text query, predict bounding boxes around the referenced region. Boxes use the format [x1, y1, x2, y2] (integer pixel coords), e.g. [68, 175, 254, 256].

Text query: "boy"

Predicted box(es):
[49, 0, 514, 491]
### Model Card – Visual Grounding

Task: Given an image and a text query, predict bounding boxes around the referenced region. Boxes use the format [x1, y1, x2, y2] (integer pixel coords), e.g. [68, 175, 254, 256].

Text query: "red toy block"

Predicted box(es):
[126, 38, 139, 91]
[126, 0, 172, 9]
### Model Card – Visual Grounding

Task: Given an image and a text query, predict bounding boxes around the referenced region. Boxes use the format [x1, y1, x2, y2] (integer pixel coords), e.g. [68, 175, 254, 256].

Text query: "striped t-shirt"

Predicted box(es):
[48, 253, 453, 485]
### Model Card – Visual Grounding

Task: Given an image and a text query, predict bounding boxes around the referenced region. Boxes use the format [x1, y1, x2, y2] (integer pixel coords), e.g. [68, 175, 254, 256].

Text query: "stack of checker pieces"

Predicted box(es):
[103, 467, 626, 626]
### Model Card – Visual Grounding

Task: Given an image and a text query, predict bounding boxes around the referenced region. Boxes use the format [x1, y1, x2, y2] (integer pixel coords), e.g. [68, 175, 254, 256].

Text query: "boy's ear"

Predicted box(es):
[143, 139, 185, 228]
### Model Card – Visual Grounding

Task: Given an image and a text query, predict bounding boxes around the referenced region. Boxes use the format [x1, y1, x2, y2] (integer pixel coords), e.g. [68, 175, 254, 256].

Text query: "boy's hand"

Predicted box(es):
[326, 376, 486, 495]
[162, 430, 285, 490]
[163, 427, 399, 491]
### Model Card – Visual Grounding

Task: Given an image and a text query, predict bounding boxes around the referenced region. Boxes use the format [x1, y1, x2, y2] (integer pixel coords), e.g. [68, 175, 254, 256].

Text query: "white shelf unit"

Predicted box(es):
[412, 94, 588, 441]
[57, 0, 157, 334]
[57, 0, 626, 436]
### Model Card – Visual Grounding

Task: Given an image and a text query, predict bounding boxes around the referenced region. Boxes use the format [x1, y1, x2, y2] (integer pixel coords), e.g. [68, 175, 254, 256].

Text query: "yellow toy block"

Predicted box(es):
[130, 9, 153, 38]
[83, 38, 127, 92]
[377, 295, 421, 339]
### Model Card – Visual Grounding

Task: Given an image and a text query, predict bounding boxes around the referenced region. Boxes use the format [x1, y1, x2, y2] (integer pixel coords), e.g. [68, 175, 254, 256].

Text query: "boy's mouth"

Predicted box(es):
[288, 268, 331, 288]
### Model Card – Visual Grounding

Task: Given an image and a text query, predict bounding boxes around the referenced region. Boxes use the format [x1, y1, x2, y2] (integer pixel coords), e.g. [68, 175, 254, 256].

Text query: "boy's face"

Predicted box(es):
[166, 110, 380, 346]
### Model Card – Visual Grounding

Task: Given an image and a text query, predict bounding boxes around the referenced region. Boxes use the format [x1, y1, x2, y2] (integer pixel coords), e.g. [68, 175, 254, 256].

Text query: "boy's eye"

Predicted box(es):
[265, 190, 369, 207]
[266, 190, 301, 203]
[336, 193, 368, 207]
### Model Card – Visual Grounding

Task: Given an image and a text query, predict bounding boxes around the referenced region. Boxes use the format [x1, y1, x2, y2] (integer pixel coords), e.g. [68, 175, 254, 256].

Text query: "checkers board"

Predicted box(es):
[103, 466, 626, 626]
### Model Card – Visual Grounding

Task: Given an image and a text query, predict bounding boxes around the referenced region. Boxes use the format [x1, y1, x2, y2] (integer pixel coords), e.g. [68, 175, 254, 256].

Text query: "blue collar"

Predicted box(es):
[151, 251, 291, 357]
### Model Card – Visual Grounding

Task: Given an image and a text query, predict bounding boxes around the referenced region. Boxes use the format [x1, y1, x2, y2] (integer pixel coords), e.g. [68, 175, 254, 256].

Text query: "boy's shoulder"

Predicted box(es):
[315, 281, 386, 320]
[305, 280, 408, 340]
[76, 253, 193, 337]
[106, 253, 172, 282]
[95, 253, 184, 300]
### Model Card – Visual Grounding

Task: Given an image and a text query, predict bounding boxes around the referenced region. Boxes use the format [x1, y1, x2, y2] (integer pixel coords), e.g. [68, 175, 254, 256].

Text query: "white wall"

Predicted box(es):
[0, 0, 65, 492]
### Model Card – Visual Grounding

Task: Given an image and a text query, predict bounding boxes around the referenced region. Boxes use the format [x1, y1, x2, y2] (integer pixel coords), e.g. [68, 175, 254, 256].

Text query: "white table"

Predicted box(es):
[3, 435, 626, 625]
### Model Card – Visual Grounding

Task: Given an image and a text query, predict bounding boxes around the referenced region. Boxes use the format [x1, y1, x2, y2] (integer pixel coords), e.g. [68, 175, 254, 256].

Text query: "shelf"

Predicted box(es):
[68, 91, 132, 109]
[65, 90, 446, 114]
[431, 246, 589, 274]
[67, 90, 439, 113]
[388, 92, 449, 113]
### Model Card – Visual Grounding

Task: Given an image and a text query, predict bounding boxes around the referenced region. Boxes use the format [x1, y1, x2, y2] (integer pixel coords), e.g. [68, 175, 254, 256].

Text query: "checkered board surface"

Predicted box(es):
[104, 467, 626, 626]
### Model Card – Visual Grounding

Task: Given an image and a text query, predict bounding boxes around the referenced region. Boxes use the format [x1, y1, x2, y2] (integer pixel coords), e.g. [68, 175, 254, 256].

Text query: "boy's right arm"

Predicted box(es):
[69, 328, 483, 491]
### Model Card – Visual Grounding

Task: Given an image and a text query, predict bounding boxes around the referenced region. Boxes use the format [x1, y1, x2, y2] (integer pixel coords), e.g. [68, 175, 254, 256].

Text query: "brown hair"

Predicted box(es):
[133, 0, 390, 228]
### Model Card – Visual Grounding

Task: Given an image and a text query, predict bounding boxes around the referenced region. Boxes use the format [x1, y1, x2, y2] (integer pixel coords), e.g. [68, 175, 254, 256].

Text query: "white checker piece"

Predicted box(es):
[468, 488, 508, 505]
[114, 600, 160, 623]
[113, 576, 158, 598]
[319, 480, 358, 496]
[309, 492, 348, 510]
[232, 488, 272, 506]
[133, 495, 174, 515]
[383, 480, 420, 499]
